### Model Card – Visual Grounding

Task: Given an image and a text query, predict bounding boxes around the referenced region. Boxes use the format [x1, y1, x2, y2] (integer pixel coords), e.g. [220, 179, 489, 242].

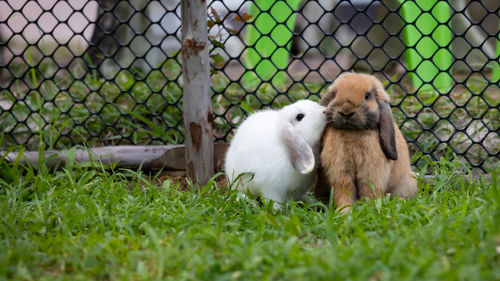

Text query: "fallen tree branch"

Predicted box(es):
[1, 143, 230, 171]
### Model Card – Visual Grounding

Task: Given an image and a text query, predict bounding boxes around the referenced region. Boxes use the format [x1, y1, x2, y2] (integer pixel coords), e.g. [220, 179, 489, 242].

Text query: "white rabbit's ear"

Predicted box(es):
[281, 125, 315, 174]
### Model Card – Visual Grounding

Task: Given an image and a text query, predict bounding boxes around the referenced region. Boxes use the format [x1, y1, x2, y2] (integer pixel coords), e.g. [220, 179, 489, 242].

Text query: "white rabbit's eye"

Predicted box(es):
[296, 114, 305, 121]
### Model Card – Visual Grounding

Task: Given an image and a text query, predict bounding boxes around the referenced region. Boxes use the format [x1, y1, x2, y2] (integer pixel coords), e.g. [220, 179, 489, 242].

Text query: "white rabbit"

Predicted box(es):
[224, 100, 327, 209]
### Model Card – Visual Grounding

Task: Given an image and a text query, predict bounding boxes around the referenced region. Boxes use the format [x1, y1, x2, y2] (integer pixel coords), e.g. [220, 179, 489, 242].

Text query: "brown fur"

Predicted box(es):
[315, 73, 417, 212]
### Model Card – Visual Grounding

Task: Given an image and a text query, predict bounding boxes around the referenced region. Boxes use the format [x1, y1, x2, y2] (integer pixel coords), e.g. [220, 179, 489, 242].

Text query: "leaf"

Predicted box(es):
[210, 53, 225, 67]
[210, 39, 225, 49]
[207, 19, 215, 28]
[210, 7, 221, 23]
[240, 101, 255, 114]
[233, 13, 252, 22]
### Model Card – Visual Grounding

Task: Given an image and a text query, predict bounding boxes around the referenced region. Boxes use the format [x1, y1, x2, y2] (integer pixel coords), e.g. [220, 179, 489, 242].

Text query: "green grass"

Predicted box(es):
[0, 153, 499, 280]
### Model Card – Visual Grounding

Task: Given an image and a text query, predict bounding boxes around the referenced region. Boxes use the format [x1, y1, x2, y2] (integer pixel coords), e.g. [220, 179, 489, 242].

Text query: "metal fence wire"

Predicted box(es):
[0, 0, 498, 171]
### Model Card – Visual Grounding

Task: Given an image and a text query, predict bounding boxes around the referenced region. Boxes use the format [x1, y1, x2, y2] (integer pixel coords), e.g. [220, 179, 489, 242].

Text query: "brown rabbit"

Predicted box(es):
[315, 72, 417, 212]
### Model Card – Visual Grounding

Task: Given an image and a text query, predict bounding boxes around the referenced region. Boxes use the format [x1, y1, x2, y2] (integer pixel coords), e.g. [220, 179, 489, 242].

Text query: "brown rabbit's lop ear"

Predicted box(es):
[377, 97, 398, 160]
[282, 124, 315, 174]
[320, 85, 336, 106]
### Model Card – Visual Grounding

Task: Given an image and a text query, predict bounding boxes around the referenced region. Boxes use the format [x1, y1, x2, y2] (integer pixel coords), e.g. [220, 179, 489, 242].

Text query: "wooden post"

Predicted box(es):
[181, 0, 214, 185]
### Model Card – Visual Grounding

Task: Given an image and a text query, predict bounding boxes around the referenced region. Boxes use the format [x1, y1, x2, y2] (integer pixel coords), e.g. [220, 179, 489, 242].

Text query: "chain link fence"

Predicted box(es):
[0, 0, 498, 171]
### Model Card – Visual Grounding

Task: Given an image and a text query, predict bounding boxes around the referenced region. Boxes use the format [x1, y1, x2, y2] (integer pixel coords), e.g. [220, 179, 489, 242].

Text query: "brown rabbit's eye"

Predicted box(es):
[296, 114, 305, 121]
[365, 92, 371, 100]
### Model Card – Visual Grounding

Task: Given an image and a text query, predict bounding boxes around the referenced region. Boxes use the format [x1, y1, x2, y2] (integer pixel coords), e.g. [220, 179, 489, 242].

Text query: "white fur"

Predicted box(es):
[224, 100, 327, 208]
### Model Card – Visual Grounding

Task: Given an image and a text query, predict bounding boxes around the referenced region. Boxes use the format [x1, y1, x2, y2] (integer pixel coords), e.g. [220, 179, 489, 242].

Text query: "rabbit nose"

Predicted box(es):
[339, 111, 354, 118]
[338, 103, 354, 118]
